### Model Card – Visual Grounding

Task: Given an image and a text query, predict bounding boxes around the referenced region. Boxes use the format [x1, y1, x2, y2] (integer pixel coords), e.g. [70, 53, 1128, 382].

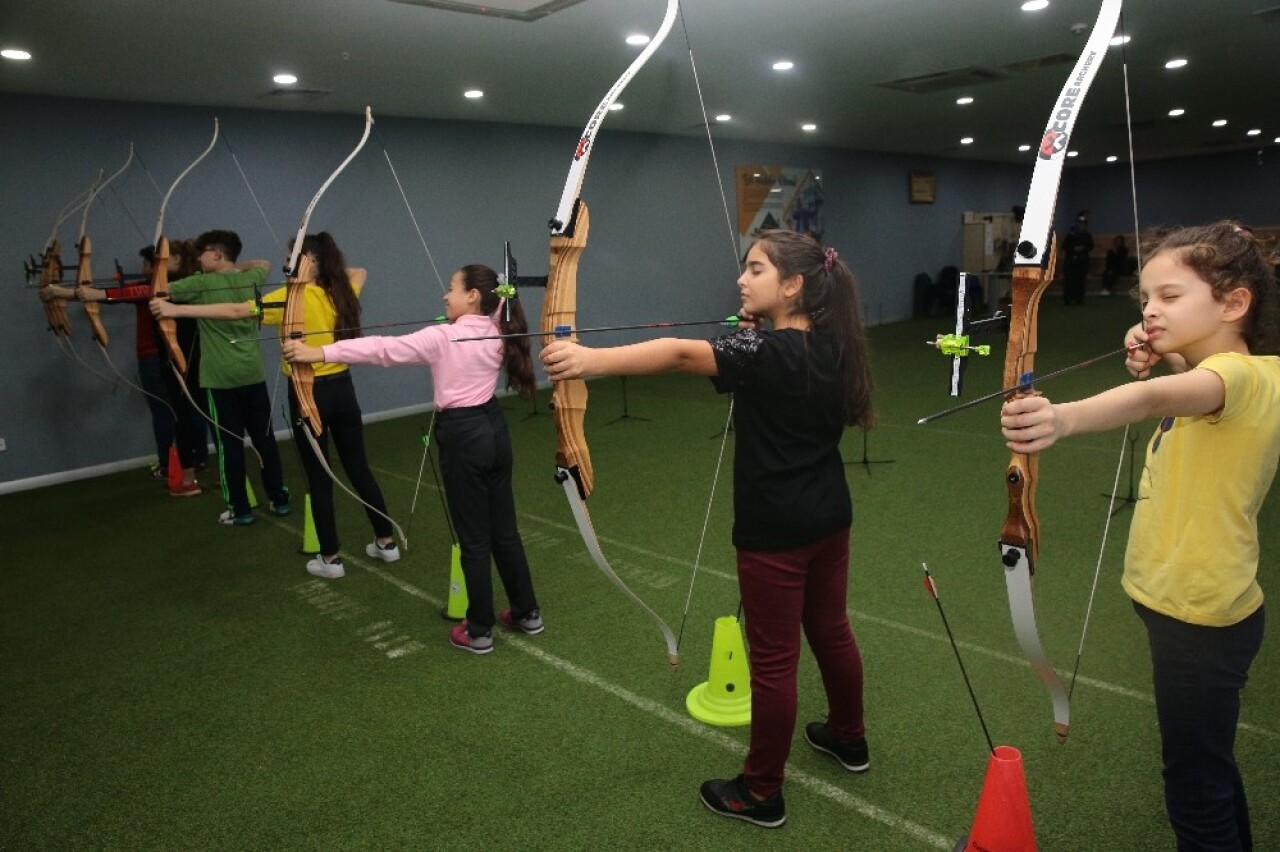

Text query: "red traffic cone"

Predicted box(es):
[954, 745, 1036, 852]
[166, 444, 184, 491]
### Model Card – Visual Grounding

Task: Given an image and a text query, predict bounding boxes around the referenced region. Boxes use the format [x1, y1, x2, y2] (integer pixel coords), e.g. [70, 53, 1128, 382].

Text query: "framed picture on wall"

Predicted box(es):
[909, 171, 936, 204]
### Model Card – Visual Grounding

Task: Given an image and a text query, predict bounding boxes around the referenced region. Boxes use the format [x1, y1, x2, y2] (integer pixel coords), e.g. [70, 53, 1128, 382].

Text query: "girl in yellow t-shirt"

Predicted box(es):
[1001, 221, 1279, 849]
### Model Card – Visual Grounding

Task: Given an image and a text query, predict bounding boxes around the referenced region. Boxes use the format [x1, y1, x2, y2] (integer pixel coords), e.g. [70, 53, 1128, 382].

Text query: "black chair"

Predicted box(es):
[912, 272, 934, 318]
[936, 265, 960, 315]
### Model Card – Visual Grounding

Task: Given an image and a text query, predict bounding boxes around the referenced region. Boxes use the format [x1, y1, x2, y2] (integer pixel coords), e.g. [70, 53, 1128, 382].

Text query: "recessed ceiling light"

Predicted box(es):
[960, 137, 974, 145]
[1165, 58, 1188, 69]
[1212, 118, 1228, 127]
[1106, 155, 1118, 162]
[769, 187, 782, 193]
[625, 34, 650, 46]
[1021, 0, 1049, 11]
[1, 48, 32, 61]
[608, 103, 623, 111]
[956, 96, 974, 106]
[801, 123, 817, 132]
[715, 114, 731, 122]
[1109, 35, 1131, 46]
[1067, 150, 1079, 157]
[772, 61, 794, 71]
[1168, 108, 1185, 117]
[273, 73, 298, 86]
[1018, 144, 1032, 152]
[1246, 128, 1261, 137]
[464, 89, 484, 99]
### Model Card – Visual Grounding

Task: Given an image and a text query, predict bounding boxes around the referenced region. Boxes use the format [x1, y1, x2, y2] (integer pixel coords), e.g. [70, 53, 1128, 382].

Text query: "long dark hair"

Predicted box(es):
[458, 264, 536, 401]
[753, 230, 876, 428]
[1141, 221, 1279, 354]
[300, 232, 362, 341]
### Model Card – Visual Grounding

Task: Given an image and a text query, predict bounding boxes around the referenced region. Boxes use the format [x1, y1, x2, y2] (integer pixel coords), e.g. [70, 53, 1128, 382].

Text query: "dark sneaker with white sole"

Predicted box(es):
[699, 775, 785, 828]
[804, 722, 869, 772]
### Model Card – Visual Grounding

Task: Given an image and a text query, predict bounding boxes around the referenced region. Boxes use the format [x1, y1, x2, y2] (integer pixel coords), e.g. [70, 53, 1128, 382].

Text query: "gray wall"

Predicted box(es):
[17, 93, 1276, 488]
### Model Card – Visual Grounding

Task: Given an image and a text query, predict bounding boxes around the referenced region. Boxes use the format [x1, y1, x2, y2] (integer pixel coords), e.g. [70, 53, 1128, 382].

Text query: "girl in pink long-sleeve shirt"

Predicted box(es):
[284, 264, 542, 654]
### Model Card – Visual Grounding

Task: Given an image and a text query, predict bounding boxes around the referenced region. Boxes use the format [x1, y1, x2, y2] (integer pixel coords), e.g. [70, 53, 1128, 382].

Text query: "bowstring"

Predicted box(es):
[673, 1, 743, 653]
[373, 127, 453, 546]
[1071, 10, 1145, 699]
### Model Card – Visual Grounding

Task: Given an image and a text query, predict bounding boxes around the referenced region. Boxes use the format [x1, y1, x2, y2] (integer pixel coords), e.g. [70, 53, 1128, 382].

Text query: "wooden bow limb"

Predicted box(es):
[282, 107, 407, 549]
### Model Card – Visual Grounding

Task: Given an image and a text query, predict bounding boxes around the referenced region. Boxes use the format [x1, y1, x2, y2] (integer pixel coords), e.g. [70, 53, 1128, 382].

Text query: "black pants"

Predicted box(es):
[436, 398, 538, 635]
[1136, 601, 1264, 851]
[164, 361, 210, 469]
[288, 372, 392, 556]
[1063, 264, 1088, 304]
[207, 382, 286, 516]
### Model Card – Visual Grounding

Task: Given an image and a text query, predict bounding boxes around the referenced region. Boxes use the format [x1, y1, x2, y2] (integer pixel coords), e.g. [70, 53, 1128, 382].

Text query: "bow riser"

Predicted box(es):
[149, 237, 187, 374]
[541, 202, 594, 497]
[75, 236, 110, 347]
[40, 240, 72, 336]
[285, 254, 322, 438]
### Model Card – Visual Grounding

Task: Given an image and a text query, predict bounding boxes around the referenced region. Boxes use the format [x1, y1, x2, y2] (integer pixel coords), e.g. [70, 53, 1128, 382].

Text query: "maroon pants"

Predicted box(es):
[739, 526, 865, 798]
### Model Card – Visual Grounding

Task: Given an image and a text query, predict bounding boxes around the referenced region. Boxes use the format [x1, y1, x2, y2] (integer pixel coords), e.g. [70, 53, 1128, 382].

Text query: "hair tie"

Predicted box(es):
[822, 246, 839, 271]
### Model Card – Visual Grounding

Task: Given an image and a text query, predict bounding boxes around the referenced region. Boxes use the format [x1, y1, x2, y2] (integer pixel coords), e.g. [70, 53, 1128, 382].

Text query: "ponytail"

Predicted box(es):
[300, 231, 362, 341]
[753, 230, 876, 429]
[457, 264, 536, 400]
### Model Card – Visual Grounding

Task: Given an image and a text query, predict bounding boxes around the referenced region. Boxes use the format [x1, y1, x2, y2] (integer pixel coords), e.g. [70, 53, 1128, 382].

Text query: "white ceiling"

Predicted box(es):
[1, 0, 1277, 165]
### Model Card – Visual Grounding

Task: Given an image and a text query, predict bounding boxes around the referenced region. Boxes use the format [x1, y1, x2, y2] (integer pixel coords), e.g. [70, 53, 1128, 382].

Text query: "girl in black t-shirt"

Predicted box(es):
[541, 230, 875, 829]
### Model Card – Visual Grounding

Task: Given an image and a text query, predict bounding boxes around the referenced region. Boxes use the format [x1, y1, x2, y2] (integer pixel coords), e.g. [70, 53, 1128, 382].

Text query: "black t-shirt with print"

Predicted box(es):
[710, 327, 851, 550]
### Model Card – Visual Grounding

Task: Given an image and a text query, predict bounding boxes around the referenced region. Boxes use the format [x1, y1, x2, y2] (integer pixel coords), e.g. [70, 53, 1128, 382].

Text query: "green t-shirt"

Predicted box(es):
[170, 266, 269, 388]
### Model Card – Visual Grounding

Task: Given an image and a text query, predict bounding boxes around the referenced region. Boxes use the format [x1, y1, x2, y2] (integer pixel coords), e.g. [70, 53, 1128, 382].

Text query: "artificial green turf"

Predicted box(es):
[3, 294, 1277, 849]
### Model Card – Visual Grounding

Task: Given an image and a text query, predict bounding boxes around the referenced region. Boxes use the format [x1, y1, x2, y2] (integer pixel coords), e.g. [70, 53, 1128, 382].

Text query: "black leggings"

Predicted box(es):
[288, 371, 392, 556]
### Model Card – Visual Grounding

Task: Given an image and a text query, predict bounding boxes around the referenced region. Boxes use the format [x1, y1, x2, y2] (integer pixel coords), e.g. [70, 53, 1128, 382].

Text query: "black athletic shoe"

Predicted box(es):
[805, 722, 869, 772]
[699, 775, 785, 828]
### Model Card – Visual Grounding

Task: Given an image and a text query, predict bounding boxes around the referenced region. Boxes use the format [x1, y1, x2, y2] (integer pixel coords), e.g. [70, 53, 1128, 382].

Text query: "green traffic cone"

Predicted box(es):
[440, 544, 468, 621]
[686, 615, 752, 727]
[300, 494, 319, 554]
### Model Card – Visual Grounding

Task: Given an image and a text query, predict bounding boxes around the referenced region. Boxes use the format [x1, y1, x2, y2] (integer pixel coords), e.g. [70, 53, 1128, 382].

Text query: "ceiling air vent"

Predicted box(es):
[878, 66, 1004, 95]
[265, 87, 332, 100]
[386, 0, 586, 22]
[1002, 53, 1078, 74]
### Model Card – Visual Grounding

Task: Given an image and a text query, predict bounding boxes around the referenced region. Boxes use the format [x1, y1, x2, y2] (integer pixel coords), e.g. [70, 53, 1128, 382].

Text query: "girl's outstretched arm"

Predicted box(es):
[542, 337, 717, 379]
[1001, 368, 1226, 454]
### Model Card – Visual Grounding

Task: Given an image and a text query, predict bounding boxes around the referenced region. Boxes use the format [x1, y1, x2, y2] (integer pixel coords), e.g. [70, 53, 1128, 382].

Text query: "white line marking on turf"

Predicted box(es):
[366, 468, 1280, 740]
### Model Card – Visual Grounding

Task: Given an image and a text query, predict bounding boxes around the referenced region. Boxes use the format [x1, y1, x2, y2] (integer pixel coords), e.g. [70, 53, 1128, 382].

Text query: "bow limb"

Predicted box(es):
[74, 236, 110, 347]
[75, 145, 136, 349]
[148, 121, 268, 465]
[153, 120, 218, 382]
[40, 174, 102, 340]
[281, 108, 407, 546]
[1002, 0, 1123, 744]
[541, 0, 681, 666]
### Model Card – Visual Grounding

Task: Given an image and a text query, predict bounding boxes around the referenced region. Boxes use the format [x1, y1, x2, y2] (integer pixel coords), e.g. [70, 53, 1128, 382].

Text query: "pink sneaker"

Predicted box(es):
[449, 622, 493, 655]
[169, 482, 203, 498]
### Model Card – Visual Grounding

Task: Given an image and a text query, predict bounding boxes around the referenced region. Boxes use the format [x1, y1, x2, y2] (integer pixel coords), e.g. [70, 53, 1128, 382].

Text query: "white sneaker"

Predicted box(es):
[365, 541, 401, 563]
[306, 557, 345, 579]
